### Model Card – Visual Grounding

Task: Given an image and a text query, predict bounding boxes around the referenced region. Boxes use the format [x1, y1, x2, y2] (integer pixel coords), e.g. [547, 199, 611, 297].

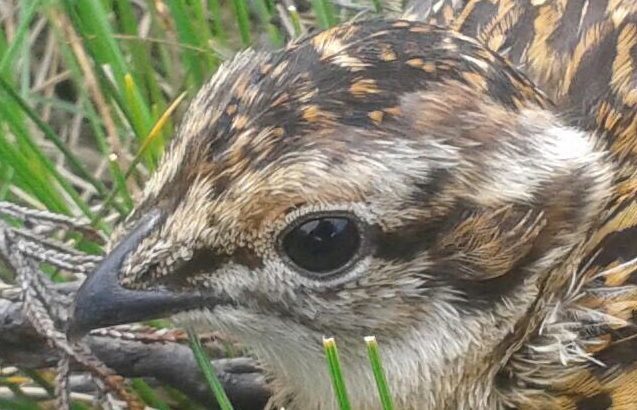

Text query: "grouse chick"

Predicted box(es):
[70, 3, 637, 409]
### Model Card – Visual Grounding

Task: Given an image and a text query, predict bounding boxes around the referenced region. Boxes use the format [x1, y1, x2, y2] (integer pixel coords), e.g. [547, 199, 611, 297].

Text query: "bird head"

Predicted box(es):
[70, 19, 613, 408]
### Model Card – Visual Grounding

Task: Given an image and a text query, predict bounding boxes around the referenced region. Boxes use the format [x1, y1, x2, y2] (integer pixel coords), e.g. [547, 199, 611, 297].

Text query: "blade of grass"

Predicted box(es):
[128, 91, 187, 175]
[0, 397, 41, 410]
[109, 153, 134, 213]
[312, 0, 339, 28]
[0, 0, 40, 77]
[364, 336, 394, 410]
[131, 378, 171, 410]
[62, 0, 129, 87]
[253, 0, 283, 46]
[187, 328, 234, 410]
[164, 1, 208, 86]
[231, 0, 252, 47]
[323, 337, 351, 410]
[114, 0, 165, 107]
[0, 134, 65, 212]
[0, 98, 83, 216]
[287, 5, 304, 37]
[123, 73, 156, 169]
[0, 76, 109, 200]
[56, 1, 154, 152]
[186, 0, 221, 76]
[189, 0, 216, 48]
[0, 166, 14, 200]
[208, 0, 226, 40]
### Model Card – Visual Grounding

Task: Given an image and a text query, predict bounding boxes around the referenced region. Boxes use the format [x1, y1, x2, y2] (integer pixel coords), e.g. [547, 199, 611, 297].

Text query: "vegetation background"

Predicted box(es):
[0, 0, 396, 408]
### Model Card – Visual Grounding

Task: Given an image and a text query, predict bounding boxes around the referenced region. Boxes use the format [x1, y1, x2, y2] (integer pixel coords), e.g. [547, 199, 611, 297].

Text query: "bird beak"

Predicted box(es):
[68, 209, 205, 339]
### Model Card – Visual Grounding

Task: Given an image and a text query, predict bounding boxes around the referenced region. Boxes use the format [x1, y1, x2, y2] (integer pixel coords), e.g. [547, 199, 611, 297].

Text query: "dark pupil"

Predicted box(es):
[283, 217, 360, 274]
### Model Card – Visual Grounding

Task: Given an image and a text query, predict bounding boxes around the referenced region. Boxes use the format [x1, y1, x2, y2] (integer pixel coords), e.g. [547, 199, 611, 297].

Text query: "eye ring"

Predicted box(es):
[278, 211, 368, 280]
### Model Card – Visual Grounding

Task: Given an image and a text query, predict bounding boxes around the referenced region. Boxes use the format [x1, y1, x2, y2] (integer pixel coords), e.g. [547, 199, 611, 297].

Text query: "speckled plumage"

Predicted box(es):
[71, 1, 637, 409]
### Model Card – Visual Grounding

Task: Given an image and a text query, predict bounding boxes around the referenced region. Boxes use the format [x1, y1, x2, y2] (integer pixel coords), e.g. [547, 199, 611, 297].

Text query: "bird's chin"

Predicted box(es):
[172, 305, 312, 341]
[171, 305, 511, 410]
[170, 307, 225, 332]
[173, 306, 354, 408]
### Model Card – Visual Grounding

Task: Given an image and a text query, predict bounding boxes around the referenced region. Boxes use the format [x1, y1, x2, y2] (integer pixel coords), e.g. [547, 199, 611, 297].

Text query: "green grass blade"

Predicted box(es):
[189, 0, 216, 47]
[126, 91, 187, 177]
[58, 0, 155, 149]
[0, 398, 41, 410]
[109, 153, 134, 213]
[187, 328, 234, 410]
[208, 0, 226, 39]
[323, 337, 351, 410]
[123, 73, 156, 169]
[287, 5, 304, 37]
[253, 0, 283, 46]
[0, 166, 14, 200]
[0, 134, 64, 212]
[63, 0, 129, 86]
[0, 0, 40, 77]
[131, 378, 171, 410]
[165, 1, 208, 86]
[113, 0, 165, 109]
[365, 336, 394, 410]
[0, 76, 108, 199]
[0, 95, 92, 217]
[312, 0, 339, 28]
[231, 0, 252, 47]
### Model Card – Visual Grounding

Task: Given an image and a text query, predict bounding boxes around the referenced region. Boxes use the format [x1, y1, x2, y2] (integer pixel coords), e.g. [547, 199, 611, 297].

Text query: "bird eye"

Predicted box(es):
[281, 215, 362, 278]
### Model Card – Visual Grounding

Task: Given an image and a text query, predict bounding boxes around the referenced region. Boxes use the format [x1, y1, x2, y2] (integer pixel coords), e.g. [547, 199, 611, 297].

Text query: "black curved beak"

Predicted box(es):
[68, 209, 205, 339]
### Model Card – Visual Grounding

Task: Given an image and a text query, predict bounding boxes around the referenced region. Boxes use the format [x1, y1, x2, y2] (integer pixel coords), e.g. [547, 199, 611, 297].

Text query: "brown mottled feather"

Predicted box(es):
[433, 206, 547, 281]
[443, 1, 637, 408]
